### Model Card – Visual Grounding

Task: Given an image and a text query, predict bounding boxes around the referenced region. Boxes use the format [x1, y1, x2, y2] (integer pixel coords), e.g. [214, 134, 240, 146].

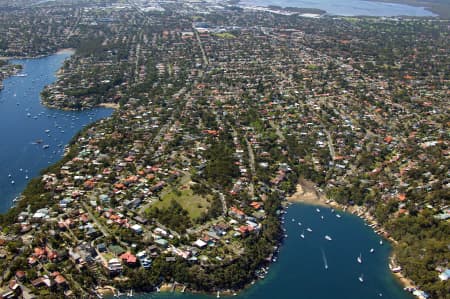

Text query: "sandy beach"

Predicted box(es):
[287, 178, 329, 207]
[56, 48, 76, 55]
[99, 102, 120, 109]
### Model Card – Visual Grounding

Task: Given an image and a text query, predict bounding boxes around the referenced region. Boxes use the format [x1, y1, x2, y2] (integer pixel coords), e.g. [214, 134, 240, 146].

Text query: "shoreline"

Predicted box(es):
[0, 48, 75, 61]
[287, 179, 421, 298]
[287, 178, 328, 207]
[236, 0, 439, 18]
[363, 0, 441, 18]
[98, 102, 120, 109]
[56, 48, 76, 55]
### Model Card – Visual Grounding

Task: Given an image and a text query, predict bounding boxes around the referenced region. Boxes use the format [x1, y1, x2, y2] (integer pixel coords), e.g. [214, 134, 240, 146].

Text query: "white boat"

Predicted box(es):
[321, 215, 324, 220]
[357, 253, 362, 264]
[331, 209, 335, 213]
[324, 235, 332, 241]
[300, 231, 305, 239]
[298, 222, 302, 226]
[217, 291, 220, 298]
[336, 214, 341, 218]
[358, 274, 364, 283]
[370, 248, 374, 253]
[11, 180, 15, 184]
[306, 227, 312, 232]
[316, 208, 320, 213]
[45, 129, 50, 133]
[379, 240, 383, 245]
[291, 218, 295, 222]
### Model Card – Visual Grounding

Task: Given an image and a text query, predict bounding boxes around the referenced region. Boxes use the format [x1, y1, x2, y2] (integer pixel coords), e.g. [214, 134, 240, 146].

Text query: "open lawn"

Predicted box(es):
[152, 186, 212, 220]
[214, 32, 236, 39]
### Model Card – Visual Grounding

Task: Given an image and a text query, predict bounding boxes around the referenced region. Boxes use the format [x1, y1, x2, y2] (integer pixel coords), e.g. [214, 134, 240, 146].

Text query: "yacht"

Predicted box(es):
[358, 274, 364, 283]
[379, 240, 383, 245]
[316, 208, 320, 213]
[306, 227, 312, 232]
[324, 235, 332, 241]
[370, 248, 374, 253]
[357, 253, 362, 264]
[336, 214, 341, 218]
[300, 231, 305, 239]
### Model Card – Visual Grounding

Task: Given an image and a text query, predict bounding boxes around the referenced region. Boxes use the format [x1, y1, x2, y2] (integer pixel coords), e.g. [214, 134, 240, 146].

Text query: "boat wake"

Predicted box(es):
[321, 248, 328, 270]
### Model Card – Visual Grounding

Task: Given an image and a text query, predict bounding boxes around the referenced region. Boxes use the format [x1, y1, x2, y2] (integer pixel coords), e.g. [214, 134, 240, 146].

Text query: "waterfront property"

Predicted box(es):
[0, 53, 112, 212]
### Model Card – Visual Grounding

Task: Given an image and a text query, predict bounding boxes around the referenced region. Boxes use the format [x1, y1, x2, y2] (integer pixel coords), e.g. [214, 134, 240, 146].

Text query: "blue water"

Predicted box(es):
[239, 0, 436, 16]
[0, 52, 113, 212]
[115, 204, 413, 299]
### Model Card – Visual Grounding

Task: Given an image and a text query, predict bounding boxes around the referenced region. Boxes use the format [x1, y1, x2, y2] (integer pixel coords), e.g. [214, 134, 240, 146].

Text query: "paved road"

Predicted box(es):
[194, 28, 209, 66]
[246, 135, 256, 198]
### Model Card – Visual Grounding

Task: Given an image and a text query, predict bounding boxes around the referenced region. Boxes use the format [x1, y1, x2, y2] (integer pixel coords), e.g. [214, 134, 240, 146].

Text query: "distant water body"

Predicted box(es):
[115, 204, 413, 299]
[239, 0, 436, 16]
[0, 52, 113, 212]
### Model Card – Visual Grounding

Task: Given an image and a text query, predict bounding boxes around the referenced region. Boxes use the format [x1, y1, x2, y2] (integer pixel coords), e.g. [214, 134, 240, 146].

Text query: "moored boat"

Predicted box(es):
[358, 274, 364, 283]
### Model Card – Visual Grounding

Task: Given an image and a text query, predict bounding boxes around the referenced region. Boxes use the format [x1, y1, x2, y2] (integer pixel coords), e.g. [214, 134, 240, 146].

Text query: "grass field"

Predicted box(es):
[214, 32, 236, 39]
[152, 186, 211, 220]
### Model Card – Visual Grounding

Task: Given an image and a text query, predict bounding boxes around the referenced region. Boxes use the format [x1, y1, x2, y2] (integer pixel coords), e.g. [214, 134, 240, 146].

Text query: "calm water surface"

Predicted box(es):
[117, 204, 413, 299]
[240, 0, 436, 16]
[0, 53, 112, 212]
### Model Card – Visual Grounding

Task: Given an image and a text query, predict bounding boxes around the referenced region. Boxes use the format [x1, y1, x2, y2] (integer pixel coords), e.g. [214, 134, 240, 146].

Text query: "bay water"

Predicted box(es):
[239, 0, 436, 16]
[118, 204, 413, 299]
[0, 52, 112, 212]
